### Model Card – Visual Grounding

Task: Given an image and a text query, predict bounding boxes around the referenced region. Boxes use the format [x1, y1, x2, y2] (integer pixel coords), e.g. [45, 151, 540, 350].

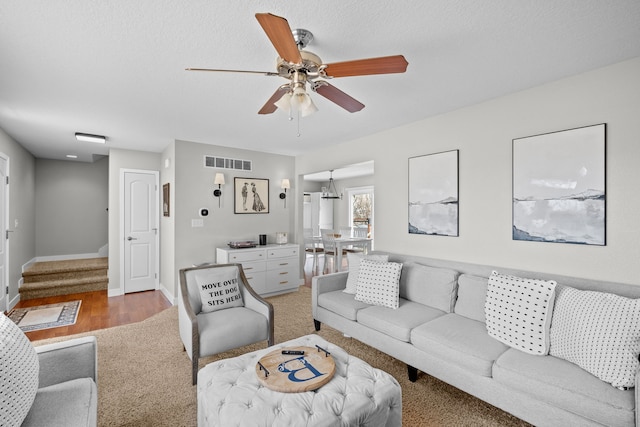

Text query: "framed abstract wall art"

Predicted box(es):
[512, 123, 606, 245]
[408, 150, 459, 236]
[234, 178, 269, 214]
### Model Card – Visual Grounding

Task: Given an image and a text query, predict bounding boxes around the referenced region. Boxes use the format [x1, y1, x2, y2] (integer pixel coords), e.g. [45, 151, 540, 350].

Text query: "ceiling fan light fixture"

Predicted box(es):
[274, 92, 292, 113]
[300, 95, 318, 117]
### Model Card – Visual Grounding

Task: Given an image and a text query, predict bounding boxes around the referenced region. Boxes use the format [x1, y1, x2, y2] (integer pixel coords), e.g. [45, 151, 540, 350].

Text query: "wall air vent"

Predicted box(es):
[204, 156, 252, 171]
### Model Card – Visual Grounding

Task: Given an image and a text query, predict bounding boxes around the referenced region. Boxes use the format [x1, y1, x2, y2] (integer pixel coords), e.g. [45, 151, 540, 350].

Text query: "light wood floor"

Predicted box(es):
[9, 253, 335, 342]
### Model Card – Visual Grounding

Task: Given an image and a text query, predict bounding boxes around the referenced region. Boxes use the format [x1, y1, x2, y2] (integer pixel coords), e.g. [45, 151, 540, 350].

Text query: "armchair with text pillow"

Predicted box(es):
[178, 263, 274, 384]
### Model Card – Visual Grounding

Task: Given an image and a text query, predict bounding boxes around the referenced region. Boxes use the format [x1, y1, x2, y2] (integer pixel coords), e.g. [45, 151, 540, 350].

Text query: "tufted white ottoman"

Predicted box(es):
[197, 334, 402, 426]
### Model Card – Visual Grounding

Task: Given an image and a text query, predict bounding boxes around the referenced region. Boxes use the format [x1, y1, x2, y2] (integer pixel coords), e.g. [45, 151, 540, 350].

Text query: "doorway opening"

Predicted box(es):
[347, 186, 374, 240]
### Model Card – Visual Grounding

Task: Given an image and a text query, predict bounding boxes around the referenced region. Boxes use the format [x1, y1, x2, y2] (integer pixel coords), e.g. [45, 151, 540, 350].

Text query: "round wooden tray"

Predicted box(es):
[255, 346, 336, 393]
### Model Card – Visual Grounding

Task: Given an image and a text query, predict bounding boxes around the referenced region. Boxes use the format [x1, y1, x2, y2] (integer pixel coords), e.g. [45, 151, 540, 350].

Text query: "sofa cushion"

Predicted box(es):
[343, 253, 389, 294]
[493, 348, 634, 426]
[317, 290, 371, 321]
[485, 271, 557, 355]
[0, 313, 39, 426]
[550, 285, 640, 389]
[195, 266, 244, 313]
[355, 260, 403, 309]
[454, 274, 488, 323]
[197, 307, 268, 356]
[399, 262, 459, 312]
[22, 378, 98, 427]
[357, 299, 445, 342]
[411, 313, 509, 377]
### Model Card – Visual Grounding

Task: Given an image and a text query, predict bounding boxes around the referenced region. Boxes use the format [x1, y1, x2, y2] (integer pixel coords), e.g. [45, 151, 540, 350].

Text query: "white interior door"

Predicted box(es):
[0, 156, 7, 311]
[123, 170, 158, 293]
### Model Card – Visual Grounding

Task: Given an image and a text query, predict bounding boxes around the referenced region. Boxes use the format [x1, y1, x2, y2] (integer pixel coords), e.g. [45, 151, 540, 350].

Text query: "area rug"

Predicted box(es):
[8, 300, 81, 332]
[33, 288, 530, 427]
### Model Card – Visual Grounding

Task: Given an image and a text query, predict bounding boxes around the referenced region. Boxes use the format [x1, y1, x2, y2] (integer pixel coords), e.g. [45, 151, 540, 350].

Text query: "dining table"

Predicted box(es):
[334, 237, 372, 271]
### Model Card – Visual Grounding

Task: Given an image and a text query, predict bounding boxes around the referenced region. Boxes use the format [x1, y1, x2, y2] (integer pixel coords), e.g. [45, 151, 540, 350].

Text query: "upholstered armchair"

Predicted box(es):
[178, 263, 274, 384]
[0, 313, 98, 426]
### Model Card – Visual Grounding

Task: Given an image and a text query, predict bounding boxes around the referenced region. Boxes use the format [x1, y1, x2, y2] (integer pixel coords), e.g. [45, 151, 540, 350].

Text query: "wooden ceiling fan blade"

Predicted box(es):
[185, 68, 279, 76]
[323, 55, 409, 78]
[258, 86, 289, 115]
[314, 83, 364, 113]
[255, 13, 302, 65]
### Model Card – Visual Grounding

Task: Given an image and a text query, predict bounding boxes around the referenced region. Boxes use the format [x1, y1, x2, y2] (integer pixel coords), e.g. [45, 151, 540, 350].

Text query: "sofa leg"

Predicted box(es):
[314, 319, 321, 331]
[408, 365, 418, 382]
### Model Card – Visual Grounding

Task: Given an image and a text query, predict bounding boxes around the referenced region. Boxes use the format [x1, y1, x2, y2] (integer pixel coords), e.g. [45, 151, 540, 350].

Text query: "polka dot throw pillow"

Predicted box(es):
[1, 312, 40, 426]
[354, 259, 403, 309]
[484, 271, 557, 355]
[550, 285, 640, 389]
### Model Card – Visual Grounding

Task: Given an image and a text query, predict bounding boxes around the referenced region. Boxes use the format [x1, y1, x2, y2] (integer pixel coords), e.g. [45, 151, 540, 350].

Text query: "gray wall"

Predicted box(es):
[0, 127, 36, 306]
[35, 157, 108, 256]
[160, 142, 176, 302]
[107, 148, 161, 293]
[173, 140, 295, 290]
[296, 57, 640, 286]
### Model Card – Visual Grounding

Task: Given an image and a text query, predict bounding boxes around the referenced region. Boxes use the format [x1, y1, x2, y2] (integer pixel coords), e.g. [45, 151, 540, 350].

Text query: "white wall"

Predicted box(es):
[0, 127, 36, 306]
[296, 57, 640, 285]
[35, 157, 108, 256]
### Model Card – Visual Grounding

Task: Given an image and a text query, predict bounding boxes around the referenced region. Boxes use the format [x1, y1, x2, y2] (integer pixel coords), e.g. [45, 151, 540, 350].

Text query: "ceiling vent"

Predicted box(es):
[204, 156, 252, 171]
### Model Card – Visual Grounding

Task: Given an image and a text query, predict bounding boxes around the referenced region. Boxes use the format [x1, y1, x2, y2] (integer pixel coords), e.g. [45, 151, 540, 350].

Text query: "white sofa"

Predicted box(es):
[311, 252, 640, 427]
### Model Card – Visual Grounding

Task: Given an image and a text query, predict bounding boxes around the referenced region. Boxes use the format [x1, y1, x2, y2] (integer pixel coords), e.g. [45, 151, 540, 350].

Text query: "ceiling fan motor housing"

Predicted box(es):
[276, 50, 323, 79]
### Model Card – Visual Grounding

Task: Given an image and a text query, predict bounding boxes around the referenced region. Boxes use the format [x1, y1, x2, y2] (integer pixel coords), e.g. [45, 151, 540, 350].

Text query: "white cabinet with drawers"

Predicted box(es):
[216, 244, 301, 297]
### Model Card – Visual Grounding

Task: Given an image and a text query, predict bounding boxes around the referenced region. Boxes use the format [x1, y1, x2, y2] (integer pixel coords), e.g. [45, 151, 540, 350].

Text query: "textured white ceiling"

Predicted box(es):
[1, 1, 639, 162]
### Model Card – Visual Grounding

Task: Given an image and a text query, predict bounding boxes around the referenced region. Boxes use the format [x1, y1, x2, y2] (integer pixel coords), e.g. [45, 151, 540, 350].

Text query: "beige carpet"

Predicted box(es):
[34, 286, 531, 427]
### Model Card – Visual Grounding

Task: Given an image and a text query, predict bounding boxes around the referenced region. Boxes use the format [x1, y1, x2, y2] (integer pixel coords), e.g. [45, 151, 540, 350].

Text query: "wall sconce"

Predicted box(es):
[213, 173, 225, 208]
[280, 178, 290, 207]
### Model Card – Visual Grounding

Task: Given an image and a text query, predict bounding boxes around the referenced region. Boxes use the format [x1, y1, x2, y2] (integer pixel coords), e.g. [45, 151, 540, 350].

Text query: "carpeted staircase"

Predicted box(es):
[20, 257, 108, 300]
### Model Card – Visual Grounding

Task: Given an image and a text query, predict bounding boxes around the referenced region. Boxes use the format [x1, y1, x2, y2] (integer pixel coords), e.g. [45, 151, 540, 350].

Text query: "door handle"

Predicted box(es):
[127, 236, 138, 241]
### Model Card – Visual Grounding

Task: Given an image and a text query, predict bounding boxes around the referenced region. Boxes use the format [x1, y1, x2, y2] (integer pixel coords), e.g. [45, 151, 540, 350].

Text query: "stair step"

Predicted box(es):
[20, 257, 109, 300]
[20, 280, 108, 300]
[23, 267, 108, 283]
[23, 257, 108, 277]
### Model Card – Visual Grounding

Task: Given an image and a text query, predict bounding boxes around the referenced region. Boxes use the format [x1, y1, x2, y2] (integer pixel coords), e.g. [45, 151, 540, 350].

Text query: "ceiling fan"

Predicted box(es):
[186, 13, 409, 116]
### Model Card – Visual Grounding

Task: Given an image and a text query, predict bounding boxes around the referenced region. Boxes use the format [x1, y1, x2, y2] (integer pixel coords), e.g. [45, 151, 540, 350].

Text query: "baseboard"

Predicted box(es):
[108, 287, 124, 297]
[34, 252, 102, 262]
[8, 292, 21, 310]
[159, 282, 176, 305]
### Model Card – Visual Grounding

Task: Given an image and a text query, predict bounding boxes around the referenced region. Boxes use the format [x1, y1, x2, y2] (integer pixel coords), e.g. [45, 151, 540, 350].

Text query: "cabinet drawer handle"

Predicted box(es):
[279, 262, 288, 266]
[279, 281, 289, 285]
[246, 276, 254, 280]
[244, 267, 253, 271]
[279, 272, 289, 275]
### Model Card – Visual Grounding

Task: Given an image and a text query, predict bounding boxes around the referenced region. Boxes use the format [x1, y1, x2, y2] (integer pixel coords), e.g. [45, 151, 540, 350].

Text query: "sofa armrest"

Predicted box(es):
[312, 271, 348, 294]
[34, 336, 97, 388]
[633, 369, 640, 427]
[312, 271, 348, 319]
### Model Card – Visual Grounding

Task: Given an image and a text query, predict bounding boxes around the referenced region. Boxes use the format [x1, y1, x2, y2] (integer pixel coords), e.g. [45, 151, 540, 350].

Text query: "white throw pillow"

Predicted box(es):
[354, 259, 403, 309]
[484, 271, 557, 355]
[550, 285, 640, 389]
[0, 313, 39, 426]
[196, 266, 244, 313]
[343, 253, 389, 294]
